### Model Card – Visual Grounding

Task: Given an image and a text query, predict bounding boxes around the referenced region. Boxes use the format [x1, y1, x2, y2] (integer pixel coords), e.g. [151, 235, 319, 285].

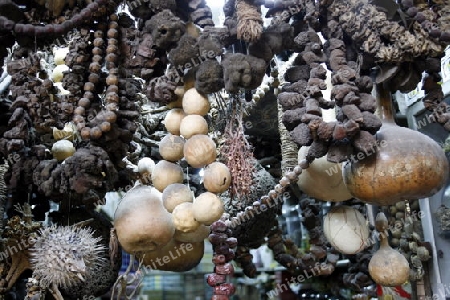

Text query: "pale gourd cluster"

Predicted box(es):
[113, 86, 233, 271]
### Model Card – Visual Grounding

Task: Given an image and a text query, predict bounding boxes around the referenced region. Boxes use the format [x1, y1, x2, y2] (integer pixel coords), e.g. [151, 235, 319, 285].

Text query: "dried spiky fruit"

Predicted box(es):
[30, 225, 106, 289]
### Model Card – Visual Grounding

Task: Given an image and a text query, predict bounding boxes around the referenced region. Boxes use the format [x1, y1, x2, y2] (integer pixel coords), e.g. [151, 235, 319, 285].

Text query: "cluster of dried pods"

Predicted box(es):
[0, 0, 449, 298]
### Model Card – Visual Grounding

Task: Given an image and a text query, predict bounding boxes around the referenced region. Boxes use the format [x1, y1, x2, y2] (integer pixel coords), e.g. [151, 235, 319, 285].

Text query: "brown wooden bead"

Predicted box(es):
[109, 68, 119, 75]
[78, 98, 91, 108]
[73, 114, 84, 124]
[93, 38, 104, 47]
[106, 85, 119, 94]
[89, 62, 101, 73]
[104, 111, 117, 123]
[81, 127, 91, 140]
[94, 30, 103, 38]
[99, 121, 111, 132]
[286, 171, 297, 181]
[107, 28, 118, 39]
[209, 233, 228, 244]
[76, 122, 86, 131]
[106, 74, 118, 86]
[88, 73, 100, 84]
[210, 220, 227, 233]
[279, 176, 289, 187]
[106, 44, 118, 54]
[84, 82, 95, 92]
[105, 61, 116, 70]
[74, 106, 86, 115]
[92, 55, 103, 62]
[90, 126, 102, 139]
[226, 238, 237, 248]
[108, 38, 118, 45]
[83, 91, 95, 100]
[106, 102, 118, 111]
[293, 166, 303, 175]
[105, 53, 117, 62]
[268, 190, 278, 199]
[299, 159, 310, 169]
[274, 184, 283, 193]
[92, 47, 103, 55]
[105, 92, 119, 103]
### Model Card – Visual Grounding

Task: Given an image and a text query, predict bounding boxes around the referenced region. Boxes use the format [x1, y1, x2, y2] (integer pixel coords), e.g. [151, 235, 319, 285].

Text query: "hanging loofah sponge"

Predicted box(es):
[30, 225, 106, 289]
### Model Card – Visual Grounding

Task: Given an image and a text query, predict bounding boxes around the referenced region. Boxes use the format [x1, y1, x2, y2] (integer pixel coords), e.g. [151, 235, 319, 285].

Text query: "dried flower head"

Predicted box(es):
[30, 225, 106, 289]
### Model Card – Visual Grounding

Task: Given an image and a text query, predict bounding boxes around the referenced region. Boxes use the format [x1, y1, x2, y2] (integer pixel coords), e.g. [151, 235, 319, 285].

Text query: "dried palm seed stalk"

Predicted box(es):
[220, 98, 255, 201]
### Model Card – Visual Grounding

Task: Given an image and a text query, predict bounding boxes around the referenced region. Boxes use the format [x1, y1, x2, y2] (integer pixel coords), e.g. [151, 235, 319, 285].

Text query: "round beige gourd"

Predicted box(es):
[203, 162, 231, 193]
[323, 205, 369, 254]
[138, 239, 204, 272]
[297, 146, 352, 202]
[162, 183, 193, 213]
[180, 115, 208, 139]
[173, 225, 209, 243]
[151, 160, 184, 192]
[172, 202, 200, 233]
[114, 185, 175, 253]
[159, 134, 185, 162]
[368, 213, 410, 286]
[164, 108, 186, 135]
[51, 140, 76, 161]
[183, 135, 217, 168]
[192, 192, 224, 225]
[182, 88, 210, 116]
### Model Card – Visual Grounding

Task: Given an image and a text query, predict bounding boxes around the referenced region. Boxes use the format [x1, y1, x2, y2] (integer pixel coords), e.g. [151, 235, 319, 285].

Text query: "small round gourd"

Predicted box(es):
[182, 88, 210, 116]
[51, 140, 76, 161]
[159, 134, 185, 162]
[323, 205, 369, 254]
[183, 135, 217, 168]
[179, 115, 208, 139]
[151, 160, 184, 192]
[164, 108, 186, 135]
[192, 192, 224, 225]
[203, 162, 231, 193]
[162, 183, 194, 213]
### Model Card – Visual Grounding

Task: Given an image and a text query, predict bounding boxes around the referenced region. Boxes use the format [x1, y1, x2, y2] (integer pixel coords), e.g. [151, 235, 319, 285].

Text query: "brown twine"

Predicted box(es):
[0, 163, 7, 237]
[236, 0, 263, 43]
[277, 103, 298, 173]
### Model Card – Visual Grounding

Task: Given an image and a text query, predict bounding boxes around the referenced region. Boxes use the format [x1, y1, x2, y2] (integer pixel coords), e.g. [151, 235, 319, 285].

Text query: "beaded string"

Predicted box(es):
[72, 15, 119, 140]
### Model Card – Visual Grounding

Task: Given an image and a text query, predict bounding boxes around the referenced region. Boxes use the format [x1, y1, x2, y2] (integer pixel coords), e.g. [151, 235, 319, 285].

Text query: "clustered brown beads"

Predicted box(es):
[399, 0, 450, 43]
[266, 200, 335, 275]
[76, 16, 120, 141]
[207, 220, 237, 300]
